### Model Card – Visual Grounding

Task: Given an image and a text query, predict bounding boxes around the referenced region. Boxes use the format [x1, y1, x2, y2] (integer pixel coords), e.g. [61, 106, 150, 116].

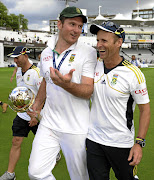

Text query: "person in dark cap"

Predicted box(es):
[0, 46, 43, 180]
[28, 6, 96, 180]
[86, 21, 150, 180]
[59, 6, 87, 23]
[9, 46, 33, 82]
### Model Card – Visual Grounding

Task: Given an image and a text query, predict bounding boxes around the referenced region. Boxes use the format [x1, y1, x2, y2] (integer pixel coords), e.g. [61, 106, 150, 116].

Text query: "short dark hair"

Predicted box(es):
[59, 16, 68, 24]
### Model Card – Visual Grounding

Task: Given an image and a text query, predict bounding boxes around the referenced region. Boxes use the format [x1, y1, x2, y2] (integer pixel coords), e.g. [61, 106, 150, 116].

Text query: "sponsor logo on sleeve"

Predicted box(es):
[135, 88, 148, 96]
[43, 55, 52, 61]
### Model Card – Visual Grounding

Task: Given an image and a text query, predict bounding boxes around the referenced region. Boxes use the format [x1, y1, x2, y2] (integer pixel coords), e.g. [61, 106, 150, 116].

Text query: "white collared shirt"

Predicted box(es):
[40, 35, 97, 134]
[16, 64, 43, 121]
[88, 59, 149, 148]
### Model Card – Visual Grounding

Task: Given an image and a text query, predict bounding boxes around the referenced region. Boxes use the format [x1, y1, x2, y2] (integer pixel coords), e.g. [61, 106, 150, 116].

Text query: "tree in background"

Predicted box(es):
[9, 13, 20, 30]
[18, 13, 28, 30]
[0, 1, 28, 30]
[0, 1, 8, 27]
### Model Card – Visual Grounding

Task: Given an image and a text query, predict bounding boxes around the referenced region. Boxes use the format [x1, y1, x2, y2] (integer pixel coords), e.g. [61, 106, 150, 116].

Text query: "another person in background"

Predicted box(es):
[10, 60, 33, 83]
[131, 55, 141, 68]
[0, 101, 8, 113]
[0, 46, 43, 180]
[86, 21, 150, 180]
[28, 6, 97, 180]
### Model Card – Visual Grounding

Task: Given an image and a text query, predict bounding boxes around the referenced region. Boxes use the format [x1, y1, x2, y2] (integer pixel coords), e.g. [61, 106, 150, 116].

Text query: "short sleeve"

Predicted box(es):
[34, 69, 43, 90]
[130, 71, 150, 104]
[82, 48, 97, 78]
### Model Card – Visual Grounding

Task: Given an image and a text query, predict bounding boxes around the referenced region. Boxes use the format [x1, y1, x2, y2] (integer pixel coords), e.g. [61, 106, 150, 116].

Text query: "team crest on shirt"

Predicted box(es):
[111, 74, 118, 85]
[69, 54, 76, 62]
[27, 74, 30, 81]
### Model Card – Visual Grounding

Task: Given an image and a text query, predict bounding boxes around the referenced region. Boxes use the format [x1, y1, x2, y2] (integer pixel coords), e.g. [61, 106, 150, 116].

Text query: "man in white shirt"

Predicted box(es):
[131, 55, 141, 68]
[0, 46, 43, 180]
[28, 6, 97, 180]
[86, 21, 150, 180]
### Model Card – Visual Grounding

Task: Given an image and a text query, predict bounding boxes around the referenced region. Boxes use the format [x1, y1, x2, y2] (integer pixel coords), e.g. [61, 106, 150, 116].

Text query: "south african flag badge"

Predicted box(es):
[69, 54, 76, 63]
[111, 74, 118, 85]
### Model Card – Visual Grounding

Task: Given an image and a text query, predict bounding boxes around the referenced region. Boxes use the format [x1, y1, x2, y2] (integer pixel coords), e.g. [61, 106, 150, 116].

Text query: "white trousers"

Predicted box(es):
[28, 124, 89, 180]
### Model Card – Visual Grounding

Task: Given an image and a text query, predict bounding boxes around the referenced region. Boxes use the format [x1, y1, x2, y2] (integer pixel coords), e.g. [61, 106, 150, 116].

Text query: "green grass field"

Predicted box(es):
[0, 67, 154, 180]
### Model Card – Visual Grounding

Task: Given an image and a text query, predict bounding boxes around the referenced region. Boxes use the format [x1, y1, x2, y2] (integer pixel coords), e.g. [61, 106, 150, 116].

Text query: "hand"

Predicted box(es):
[128, 144, 143, 166]
[10, 77, 13, 82]
[28, 117, 39, 127]
[50, 67, 75, 87]
[27, 109, 37, 119]
[27, 104, 40, 121]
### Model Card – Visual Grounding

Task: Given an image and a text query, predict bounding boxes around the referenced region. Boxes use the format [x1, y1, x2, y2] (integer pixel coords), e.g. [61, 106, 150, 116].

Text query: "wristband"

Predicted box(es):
[135, 137, 146, 148]
[136, 136, 145, 141]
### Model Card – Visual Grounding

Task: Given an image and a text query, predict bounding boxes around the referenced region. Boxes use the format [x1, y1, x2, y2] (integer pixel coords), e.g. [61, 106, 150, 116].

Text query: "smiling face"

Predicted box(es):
[97, 30, 122, 63]
[58, 17, 83, 46]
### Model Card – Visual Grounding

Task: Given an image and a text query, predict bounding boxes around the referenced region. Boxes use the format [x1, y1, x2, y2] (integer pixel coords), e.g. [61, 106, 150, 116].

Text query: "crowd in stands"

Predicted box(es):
[0, 29, 52, 44]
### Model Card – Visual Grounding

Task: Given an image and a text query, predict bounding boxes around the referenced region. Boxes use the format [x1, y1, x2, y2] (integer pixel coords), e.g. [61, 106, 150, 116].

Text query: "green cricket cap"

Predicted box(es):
[60, 6, 87, 23]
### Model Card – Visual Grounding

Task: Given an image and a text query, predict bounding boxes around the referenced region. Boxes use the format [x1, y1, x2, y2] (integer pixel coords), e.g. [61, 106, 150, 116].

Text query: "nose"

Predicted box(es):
[74, 26, 81, 33]
[97, 41, 102, 49]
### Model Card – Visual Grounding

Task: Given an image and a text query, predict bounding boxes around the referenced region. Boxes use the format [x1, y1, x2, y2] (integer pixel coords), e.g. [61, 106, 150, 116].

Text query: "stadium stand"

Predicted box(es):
[0, 24, 154, 67]
[0, 28, 52, 44]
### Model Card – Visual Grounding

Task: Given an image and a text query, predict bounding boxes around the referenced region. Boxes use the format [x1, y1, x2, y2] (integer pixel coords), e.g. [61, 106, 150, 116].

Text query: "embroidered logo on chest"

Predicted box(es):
[69, 54, 76, 63]
[27, 74, 30, 81]
[101, 79, 106, 84]
[111, 74, 118, 86]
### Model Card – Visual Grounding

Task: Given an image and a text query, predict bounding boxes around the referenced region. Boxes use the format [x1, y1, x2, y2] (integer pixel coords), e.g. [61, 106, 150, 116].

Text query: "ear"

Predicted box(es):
[116, 38, 123, 48]
[57, 20, 62, 30]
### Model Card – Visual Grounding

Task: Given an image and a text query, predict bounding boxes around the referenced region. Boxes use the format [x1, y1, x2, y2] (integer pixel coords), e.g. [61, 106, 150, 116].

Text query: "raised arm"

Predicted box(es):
[50, 67, 94, 99]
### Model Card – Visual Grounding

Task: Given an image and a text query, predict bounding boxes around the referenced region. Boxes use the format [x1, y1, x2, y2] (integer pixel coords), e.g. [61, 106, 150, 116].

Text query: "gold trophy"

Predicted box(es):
[8, 86, 35, 113]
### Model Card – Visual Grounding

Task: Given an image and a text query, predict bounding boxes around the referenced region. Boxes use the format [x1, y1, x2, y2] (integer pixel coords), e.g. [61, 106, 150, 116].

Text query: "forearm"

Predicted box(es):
[128, 103, 150, 166]
[11, 72, 16, 79]
[137, 103, 150, 139]
[62, 81, 94, 99]
[50, 68, 94, 99]
[11, 67, 17, 77]
[34, 78, 46, 110]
